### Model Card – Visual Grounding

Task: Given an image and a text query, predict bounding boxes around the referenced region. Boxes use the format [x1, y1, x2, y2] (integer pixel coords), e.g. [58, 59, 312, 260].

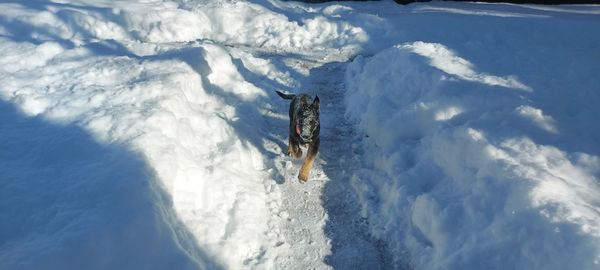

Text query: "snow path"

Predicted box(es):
[259, 54, 392, 269]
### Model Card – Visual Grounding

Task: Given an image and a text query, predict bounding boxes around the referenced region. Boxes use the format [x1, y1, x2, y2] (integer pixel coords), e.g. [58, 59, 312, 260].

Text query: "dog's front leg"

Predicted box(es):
[287, 136, 293, 156]
[298, 137, 319, 182]
[288, 136, 302, 158]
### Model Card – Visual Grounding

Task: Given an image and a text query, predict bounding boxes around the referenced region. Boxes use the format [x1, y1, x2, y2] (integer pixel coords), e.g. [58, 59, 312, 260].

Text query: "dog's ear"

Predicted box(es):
[313, 95, 320, 110]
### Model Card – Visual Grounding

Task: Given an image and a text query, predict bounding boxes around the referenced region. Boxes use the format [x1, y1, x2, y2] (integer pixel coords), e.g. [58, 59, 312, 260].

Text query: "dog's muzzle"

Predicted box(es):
[300, 135, 312, 143]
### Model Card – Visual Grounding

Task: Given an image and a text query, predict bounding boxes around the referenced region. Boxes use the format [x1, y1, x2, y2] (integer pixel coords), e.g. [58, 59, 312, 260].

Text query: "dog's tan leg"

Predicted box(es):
[298, 138, 319, 182]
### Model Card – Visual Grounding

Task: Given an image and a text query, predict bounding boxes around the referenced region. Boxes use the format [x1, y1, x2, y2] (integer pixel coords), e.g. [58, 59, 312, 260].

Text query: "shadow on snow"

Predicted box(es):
[0, 100, 223, 270]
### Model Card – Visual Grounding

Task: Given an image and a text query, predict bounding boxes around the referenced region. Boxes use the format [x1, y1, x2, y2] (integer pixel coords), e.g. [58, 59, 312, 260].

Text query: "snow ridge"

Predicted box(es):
[345, 35, 600, 269]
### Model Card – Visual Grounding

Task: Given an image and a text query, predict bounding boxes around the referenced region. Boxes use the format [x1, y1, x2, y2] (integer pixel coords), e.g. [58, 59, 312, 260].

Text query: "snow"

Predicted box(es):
[0, 0, 599, 269]
[344, 4, 600, 269]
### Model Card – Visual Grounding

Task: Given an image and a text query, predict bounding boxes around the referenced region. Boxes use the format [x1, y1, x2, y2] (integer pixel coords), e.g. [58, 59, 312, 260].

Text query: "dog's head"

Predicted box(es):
[296, 95, 320, 143]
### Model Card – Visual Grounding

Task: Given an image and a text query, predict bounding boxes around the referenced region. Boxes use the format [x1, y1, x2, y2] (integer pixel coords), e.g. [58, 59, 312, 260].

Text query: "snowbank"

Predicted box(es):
[1, 0, 356, 268]
[0, 0, 377, 267]
[0, 101, 202, 270]
[0, 0, 367, 53]
[0, 35, 284, 267]
[345, 38, 600, 269]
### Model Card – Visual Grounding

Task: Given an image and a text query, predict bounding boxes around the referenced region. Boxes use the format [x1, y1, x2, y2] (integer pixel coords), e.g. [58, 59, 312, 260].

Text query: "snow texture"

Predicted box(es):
[0, 0, 599, 269]
[0, 0, 369, 268]
[344, 4, 600, 269]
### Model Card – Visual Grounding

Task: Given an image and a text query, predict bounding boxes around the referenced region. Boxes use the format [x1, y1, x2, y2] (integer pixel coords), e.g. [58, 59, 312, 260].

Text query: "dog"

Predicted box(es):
[276, 90, 320, 182]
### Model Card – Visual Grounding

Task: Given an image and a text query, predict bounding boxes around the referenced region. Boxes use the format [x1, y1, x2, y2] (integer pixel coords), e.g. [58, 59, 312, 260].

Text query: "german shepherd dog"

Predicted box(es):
[276, 90, 320, 182]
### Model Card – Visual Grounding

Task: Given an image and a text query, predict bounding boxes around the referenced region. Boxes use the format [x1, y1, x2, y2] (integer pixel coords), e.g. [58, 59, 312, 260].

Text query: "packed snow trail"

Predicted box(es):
[243, 50, 393, 269]
[307, 61, 393, 269]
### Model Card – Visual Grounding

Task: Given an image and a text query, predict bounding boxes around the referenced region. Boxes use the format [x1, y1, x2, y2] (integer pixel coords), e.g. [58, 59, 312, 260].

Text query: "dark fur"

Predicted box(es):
[276, 90, 320, 182]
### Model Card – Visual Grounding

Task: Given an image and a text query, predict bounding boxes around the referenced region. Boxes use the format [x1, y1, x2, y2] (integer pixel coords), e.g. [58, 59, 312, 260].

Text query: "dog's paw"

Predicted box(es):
[298, 173, 308, 183]
[287, 146, 302, 158]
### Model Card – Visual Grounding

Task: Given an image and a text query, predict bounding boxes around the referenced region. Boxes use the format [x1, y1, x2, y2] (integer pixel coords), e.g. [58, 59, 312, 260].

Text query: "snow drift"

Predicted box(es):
[345, 31, 600, 270]
[0, 0, 367, 268]
[0, 36, 276, 268]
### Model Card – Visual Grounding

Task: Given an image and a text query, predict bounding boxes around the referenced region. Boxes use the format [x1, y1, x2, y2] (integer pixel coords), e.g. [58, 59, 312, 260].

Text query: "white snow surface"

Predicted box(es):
[344, 4, 600, 270]
[0, 0, 599, 270]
